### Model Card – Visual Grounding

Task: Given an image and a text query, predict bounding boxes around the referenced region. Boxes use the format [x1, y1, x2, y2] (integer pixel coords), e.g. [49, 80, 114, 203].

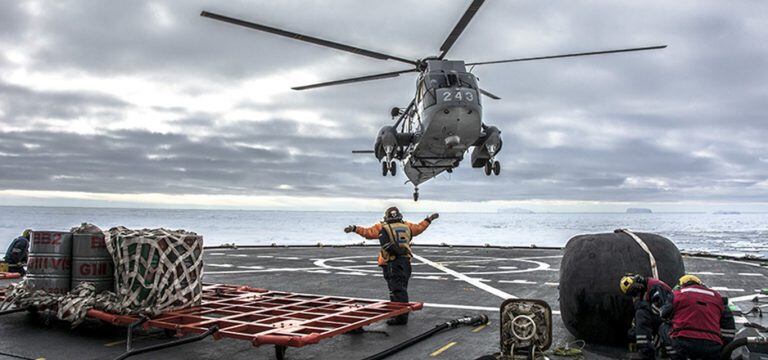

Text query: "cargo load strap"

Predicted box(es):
[0, 227, 203, 325]
[617, 229, 659, 279]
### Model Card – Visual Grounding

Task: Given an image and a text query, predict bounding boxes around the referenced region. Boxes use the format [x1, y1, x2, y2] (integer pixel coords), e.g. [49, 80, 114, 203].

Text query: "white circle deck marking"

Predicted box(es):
[313, 255, 555, 276]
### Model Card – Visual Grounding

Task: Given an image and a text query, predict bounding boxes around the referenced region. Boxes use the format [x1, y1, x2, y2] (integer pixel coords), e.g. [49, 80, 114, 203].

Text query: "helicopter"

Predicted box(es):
[201, 0, 665, 201]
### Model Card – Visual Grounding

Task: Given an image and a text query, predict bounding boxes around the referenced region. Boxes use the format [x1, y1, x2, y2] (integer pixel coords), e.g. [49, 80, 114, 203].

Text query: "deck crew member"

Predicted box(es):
[620, 273, 674, 359]
[660, 275, 736, 360]
[3, 229, 31, 275]
[344, 207, 438, 325]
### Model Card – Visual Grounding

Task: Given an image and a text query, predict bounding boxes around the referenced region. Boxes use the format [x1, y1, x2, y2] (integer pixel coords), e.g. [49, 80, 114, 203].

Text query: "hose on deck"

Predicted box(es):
[721, 337, 767, 360]
[361, 314, 488, 360]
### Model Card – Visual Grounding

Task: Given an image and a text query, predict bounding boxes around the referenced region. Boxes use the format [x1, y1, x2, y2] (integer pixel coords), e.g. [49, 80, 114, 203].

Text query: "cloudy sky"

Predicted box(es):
[0, 1, 766, 212]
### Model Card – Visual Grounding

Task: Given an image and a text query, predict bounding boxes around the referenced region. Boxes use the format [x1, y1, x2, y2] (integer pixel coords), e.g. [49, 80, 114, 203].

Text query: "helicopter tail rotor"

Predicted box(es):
[479, 88, 501, 100]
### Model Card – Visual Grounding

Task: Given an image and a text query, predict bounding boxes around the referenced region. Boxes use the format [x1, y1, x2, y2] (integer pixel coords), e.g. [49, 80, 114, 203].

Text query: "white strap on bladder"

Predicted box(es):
[618, 229, 659, 279]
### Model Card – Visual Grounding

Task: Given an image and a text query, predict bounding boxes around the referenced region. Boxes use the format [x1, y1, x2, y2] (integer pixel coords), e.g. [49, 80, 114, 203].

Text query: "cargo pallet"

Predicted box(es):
[1, 283, 423, 360]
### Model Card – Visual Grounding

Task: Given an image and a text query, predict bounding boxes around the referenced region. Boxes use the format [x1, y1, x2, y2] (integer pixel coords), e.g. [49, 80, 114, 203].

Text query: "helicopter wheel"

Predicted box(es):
[492, 160, 500, 176]
[389, 161, 396, 176]
[413, 189, 419, 202]
[381, 161, 389, 176]
[447, 167, 453, 173]
[484, 161, 492, 176]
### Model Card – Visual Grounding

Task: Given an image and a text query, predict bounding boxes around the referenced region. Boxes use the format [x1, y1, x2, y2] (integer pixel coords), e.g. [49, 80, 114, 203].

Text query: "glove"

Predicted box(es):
[344, 225, 356, 233]
[427, 213, 439, 222]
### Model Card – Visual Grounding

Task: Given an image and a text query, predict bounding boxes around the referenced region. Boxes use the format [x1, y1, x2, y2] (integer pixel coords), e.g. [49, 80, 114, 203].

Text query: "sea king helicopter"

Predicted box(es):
[201, 0, 665, 201]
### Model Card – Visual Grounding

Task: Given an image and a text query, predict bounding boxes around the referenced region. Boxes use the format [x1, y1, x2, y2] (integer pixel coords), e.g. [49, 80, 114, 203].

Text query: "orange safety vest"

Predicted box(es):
[378, 222, 412, 265]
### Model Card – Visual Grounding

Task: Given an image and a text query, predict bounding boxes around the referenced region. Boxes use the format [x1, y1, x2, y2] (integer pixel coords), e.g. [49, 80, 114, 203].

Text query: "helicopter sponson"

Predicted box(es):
[374, 125, 413, 162]
[471, 125, 502, 168]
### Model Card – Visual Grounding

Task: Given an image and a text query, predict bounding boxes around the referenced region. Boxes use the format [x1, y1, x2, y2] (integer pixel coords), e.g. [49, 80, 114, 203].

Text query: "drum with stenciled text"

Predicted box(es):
[71, 230, 114, 293]
[27, 231, 73, 295]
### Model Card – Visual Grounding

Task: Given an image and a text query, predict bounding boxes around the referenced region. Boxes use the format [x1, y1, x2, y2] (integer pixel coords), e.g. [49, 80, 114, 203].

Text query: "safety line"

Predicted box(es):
[423, 303, 498, 312]
[423, 302, 561, 315]
[203, 266, 321, 275]
[729, 293, 767, 303]
[472, 323, 489, 332]
[0, 351, 40, 360]
[413, 254, 516, 299]
[430, 341, 457, 357]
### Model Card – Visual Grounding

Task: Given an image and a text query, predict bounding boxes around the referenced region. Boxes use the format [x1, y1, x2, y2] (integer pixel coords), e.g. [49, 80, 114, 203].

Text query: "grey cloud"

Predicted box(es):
[0, 81, 129, 124]
[0, 1, 767, 204]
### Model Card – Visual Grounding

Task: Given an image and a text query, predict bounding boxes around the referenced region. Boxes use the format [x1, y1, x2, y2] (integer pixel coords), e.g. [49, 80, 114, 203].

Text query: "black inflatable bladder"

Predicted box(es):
[558, 231, 685, 344]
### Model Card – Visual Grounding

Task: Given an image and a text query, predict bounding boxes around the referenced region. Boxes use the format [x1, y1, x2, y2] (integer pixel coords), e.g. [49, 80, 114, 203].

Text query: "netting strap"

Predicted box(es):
[617, 228, 659, 279]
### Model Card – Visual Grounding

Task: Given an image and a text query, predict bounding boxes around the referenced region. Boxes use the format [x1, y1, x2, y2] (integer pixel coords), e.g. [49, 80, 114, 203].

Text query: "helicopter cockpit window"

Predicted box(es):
[459, 74, 476, 89]
[426, 75, 448, 89]
[425, 73, 475, 89]
[417, 79, 428, 103]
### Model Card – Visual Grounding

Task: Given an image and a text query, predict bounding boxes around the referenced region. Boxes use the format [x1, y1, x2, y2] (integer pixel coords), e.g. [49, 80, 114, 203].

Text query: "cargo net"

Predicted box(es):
[0, 227, 204, 326]
[106, 226, 204, 314]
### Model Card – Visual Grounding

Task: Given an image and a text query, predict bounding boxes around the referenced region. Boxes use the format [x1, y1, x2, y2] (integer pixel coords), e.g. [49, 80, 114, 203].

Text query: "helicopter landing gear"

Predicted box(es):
[447, 167, 453, 173]
[382, 161, 396, 176]
[484, 160, 501, 176]
[413, 188, 419, 202]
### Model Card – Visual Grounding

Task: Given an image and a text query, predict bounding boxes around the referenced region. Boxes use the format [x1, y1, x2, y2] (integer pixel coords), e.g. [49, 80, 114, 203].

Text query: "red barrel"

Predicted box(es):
[71, 230, 115, 293]
[27, 231, 72, 294]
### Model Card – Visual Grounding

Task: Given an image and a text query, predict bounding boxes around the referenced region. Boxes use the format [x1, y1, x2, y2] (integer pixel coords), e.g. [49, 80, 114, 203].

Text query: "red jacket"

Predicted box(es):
[670, 284, 724, 344]
[645, 277, 672, 302]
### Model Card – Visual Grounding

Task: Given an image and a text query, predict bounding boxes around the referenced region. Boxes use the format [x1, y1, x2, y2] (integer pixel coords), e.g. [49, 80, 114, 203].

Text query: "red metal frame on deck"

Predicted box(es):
[0, 272, 22, 280]
[15, 283, 422, 348]
[149, 284, 422, 347]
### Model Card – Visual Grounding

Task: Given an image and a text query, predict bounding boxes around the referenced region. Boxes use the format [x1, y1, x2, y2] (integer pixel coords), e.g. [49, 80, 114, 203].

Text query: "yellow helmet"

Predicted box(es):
[22, 229, 32, 239]
[620, 275, 636, 294]
[678, 274, 702, 287]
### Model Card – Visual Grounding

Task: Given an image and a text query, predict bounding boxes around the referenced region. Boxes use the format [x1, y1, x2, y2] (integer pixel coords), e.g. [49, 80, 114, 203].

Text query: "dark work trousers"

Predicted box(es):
[634, 300, 670, 359]
[669, 337, 722, 360]
[383, 256, 412, 323]
[7, 264, 25, 276]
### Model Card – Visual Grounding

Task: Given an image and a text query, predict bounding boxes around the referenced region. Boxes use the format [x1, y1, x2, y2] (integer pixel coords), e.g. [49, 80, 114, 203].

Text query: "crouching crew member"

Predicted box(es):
[3, 229, 31, 275]
[620, 273, 674, 359]
[345, 207, 438, 325]
[661, 275, 736, 360]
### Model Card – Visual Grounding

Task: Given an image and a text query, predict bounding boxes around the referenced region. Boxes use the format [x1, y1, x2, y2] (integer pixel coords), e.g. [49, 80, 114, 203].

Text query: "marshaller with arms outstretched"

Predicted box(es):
[344, 207, 438, 325]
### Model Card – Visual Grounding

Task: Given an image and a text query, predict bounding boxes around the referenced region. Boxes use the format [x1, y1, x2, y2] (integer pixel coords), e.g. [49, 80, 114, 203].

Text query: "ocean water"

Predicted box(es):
[1, 206, 766, 258]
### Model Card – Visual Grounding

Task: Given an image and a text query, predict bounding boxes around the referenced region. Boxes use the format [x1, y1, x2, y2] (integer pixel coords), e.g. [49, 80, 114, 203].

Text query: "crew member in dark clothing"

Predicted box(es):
[345, 207, 438, 325]
[3, 229, 31, 275]
[620, 273, 674, 359]
[660, 275, 736, 360]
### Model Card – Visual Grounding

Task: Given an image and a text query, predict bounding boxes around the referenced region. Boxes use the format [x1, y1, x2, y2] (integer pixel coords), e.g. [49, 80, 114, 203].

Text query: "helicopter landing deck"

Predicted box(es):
[1, 245, 767, 360]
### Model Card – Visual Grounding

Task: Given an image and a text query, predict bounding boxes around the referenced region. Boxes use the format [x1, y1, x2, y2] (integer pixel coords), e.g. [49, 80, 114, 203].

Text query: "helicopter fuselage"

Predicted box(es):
[404, 60, 483, 186]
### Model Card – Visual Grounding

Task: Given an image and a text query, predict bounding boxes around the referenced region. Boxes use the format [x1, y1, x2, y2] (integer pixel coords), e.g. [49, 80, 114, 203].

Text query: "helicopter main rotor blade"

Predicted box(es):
[466, 45, 667, 66]
[438, 0, 486, 59]
[292, 69, 418, 91]
[201, 11, 417, 66]
[479, 88, 501, 100]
